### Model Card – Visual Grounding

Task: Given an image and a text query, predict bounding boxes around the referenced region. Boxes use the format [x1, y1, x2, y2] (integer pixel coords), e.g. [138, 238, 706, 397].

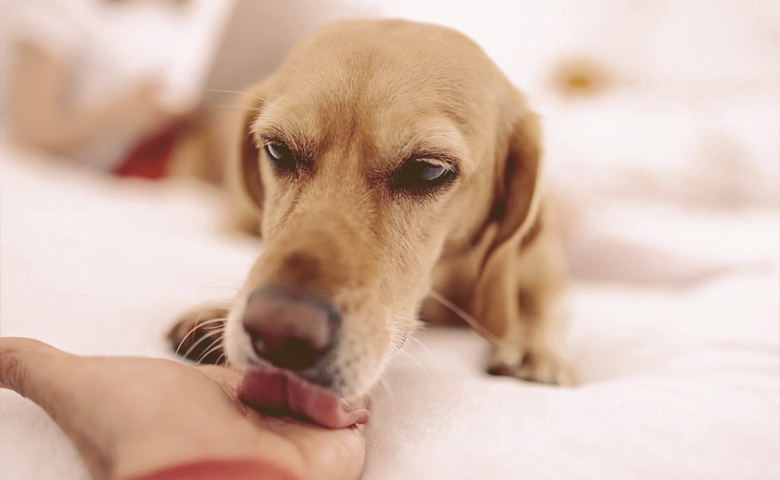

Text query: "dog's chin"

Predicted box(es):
[235, 364, 370, 429]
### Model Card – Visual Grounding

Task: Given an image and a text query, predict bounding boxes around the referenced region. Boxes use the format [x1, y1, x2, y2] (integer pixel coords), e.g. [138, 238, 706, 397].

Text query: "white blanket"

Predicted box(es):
[1, 141, 777, 479]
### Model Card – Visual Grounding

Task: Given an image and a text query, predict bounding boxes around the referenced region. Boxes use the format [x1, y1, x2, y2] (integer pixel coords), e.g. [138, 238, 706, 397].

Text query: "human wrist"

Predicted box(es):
[109, 433, 282, 480]
[115, 458, 301, 480]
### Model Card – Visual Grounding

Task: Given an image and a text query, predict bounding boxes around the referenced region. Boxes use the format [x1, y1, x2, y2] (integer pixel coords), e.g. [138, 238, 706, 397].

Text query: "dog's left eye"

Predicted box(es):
[264, 142, 297, 172]
[392, 160, 455, 191]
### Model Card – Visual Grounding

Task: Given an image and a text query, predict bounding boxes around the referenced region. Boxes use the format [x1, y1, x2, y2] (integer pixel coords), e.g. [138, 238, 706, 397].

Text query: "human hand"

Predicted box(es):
[0, 338, 366, 480]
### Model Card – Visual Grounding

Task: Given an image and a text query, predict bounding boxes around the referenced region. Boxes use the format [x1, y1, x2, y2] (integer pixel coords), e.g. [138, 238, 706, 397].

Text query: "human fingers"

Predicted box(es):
[0, 338, 115, 478]
[196, 365, 366, 480]
[245, 411, 367, 480]
[0, 337, 73, 401]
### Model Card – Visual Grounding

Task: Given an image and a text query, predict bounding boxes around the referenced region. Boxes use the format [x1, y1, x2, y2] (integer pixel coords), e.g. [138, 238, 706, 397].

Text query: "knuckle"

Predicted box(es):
[0, 349, 29, 395]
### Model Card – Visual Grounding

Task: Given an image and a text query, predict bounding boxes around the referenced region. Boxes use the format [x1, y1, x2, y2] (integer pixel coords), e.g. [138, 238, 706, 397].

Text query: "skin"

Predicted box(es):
[217, 18, 572, 399]
[10, 42, 175, 157]
[0, 337, 365, 480]
[10, 38, 229, 185]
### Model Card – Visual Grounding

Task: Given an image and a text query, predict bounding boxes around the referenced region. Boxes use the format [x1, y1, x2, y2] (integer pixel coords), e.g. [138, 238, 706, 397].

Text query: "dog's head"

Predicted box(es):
[224, 19, 542, 406]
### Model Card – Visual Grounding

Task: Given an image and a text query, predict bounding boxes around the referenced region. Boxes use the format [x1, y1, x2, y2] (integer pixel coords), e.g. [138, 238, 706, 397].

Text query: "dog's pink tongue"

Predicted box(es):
[236, 368, 370, 429]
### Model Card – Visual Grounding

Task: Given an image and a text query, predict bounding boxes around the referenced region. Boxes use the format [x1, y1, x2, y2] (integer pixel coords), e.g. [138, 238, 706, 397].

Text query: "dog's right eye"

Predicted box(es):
[391, 159, 456, 193]
[264, 143, 297, 172]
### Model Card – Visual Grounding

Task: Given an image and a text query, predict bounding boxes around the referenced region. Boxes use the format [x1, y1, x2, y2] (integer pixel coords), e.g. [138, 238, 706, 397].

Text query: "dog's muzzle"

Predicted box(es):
[242, 285, 341, 378]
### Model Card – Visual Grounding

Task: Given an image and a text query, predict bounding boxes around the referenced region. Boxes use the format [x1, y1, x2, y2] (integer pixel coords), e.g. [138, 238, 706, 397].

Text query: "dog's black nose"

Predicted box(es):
[242, 286, 340, 370]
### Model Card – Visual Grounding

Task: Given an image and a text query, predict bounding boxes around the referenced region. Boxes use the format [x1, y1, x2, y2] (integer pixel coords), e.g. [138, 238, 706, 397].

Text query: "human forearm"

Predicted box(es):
[0, 338, 366, 480]
[10, 41, 172, 157]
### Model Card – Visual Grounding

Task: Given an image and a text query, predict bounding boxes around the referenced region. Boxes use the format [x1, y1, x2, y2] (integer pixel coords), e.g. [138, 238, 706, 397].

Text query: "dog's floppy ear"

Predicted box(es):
[469, 93, 544, 338]
[236, 86, 267, 211]
[225, 83, 269, 234]
[488, 94, 543, 252]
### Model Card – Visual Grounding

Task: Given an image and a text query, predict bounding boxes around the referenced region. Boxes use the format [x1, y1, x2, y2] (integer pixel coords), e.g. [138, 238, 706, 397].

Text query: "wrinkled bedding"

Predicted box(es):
[3, 0, 779, 477]
[1, 139, 777, 479]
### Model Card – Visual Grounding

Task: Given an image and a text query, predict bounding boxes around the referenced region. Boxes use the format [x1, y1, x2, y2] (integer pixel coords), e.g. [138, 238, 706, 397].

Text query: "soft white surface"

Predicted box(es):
[7, 0, 232, 112]
[1, 139, 778, 479]
[355, 0, 780, 93]
[1, 1, 777, 477]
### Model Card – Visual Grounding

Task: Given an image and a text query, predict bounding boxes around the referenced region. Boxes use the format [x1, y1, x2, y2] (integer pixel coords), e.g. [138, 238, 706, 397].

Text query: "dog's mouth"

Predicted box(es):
[236, 365, 370, 429]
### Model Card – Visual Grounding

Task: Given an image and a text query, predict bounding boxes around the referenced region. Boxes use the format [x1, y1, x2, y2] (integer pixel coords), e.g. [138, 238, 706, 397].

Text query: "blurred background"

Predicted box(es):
[1, 5, 778, 478]
[0, 0, 777, 211]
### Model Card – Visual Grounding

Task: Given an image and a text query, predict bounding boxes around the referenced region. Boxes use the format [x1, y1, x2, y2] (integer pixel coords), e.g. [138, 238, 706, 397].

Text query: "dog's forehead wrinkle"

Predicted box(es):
[285, 35, 498, 128]
[265, 70, 497, 180]
[252, 102, 325, 156]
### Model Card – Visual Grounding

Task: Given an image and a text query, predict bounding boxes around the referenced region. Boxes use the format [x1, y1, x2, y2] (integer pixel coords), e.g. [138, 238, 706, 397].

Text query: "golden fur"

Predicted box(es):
[170, 18, 573, 397]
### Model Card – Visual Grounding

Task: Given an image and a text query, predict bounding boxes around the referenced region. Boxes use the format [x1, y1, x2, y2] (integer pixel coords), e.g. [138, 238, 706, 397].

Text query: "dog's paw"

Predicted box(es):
[487, 347, 575, 386]
[166, 305, 229, 365]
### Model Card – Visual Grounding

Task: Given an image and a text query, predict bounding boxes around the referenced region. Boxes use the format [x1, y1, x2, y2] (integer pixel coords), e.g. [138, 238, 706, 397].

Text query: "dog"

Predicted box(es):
[168, 18, 572, 425]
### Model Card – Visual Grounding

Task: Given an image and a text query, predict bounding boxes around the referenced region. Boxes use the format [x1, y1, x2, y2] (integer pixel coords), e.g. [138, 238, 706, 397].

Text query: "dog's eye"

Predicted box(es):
[264, 143, 296, 171]
[392, 160, 455, 191]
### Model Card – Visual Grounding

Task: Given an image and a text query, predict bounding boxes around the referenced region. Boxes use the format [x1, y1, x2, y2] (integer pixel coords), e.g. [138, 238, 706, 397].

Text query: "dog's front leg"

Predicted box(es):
[167, 304, 229, 365]
[472, 227, 574, 386]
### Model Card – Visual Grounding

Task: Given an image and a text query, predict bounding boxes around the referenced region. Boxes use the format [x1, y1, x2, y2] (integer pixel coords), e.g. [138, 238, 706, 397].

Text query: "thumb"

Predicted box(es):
[0, 338, 117, 480]
[0, 337, 73, 404]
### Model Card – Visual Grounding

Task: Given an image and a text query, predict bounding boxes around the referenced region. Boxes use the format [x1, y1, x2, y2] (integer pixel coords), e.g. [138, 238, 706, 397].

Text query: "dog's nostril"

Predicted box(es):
[242, 286, 340, 371]
[246, 330, 324, 370]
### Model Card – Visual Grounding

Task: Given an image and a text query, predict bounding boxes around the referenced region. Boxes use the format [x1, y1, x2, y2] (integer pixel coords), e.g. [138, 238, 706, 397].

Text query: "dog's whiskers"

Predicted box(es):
[182, 327, 226, 360]
[396, 347, 432, 382]
[197, 337, 226, 365]
[427, 290, 510, 349]
[205, 88, 267, 102]
[375, 371, 397, 405]
[407, 335, 431, 354]
[205, 104, 258, 112]
[174, 317, 226, 357]
[215, 353, 227, 366]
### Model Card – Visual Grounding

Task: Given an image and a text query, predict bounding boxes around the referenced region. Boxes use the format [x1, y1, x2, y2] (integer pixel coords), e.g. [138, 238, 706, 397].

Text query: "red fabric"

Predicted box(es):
[113, 125, 181, 179]
[119, 458, 301, 480]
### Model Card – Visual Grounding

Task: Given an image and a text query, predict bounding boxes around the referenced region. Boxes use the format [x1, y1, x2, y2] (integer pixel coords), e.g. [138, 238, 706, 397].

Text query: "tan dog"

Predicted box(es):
[170, 18, 572, 423]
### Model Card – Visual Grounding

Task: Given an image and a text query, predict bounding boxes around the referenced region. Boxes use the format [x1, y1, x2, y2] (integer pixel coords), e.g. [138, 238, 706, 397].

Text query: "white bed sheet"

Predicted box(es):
[1, 143, 778, 480]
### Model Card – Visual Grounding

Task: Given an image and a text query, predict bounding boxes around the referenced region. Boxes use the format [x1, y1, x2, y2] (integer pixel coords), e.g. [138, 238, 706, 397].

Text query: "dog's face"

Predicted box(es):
[224, 20, 541, 400]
